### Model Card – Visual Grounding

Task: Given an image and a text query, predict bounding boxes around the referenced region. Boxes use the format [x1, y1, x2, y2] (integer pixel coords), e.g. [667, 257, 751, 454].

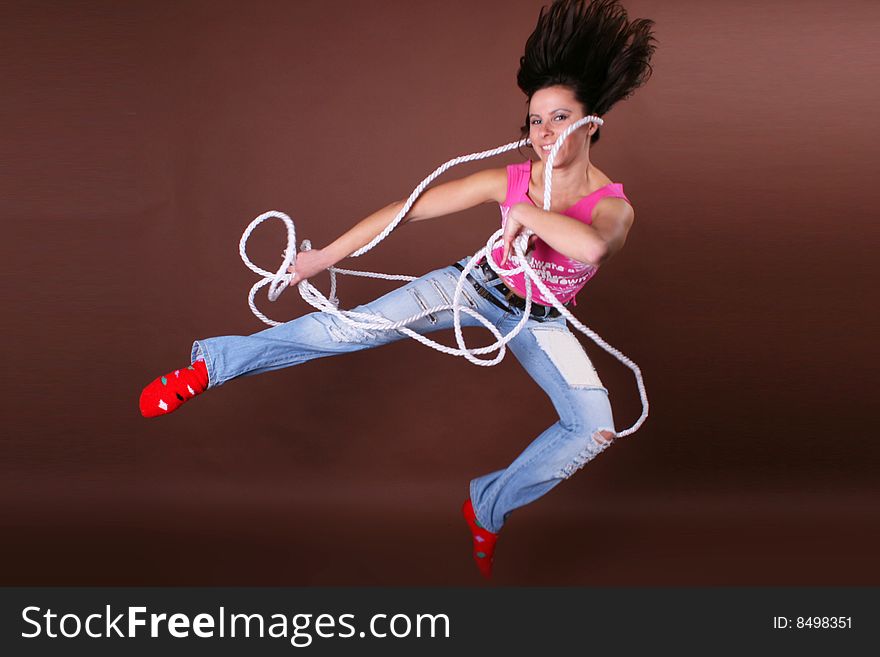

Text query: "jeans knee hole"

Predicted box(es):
[592, 429, 616, 446]
[556, 429, 615, 479]
[326, 324, 347, 343]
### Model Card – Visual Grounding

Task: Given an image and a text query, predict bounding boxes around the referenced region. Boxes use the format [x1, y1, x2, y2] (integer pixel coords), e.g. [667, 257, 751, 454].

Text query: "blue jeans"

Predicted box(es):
[193, 257, 617, 533]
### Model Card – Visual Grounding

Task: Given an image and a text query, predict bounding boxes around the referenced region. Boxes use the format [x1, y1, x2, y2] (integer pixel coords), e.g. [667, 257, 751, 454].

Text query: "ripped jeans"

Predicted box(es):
[192, 256, 616, 533]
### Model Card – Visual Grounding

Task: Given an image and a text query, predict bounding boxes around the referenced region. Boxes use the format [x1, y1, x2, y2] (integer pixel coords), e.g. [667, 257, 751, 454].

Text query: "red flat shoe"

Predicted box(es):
[139, 360, 208, 418]
[462, 499, 499, 580]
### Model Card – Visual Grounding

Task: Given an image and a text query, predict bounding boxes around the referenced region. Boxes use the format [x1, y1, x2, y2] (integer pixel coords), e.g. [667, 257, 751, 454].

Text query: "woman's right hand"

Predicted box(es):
[287, 248, 333, 286]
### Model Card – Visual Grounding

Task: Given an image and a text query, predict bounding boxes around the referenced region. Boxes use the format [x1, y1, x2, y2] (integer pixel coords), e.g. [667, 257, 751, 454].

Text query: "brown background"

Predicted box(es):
[2, 0, 878, 585]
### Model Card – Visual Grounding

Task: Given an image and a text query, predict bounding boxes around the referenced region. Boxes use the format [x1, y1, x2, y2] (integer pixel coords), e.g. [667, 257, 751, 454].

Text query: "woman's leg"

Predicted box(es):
[468, 314, 617, 534]
[140, 260, 499, 417]
[193, 263, 488, 388]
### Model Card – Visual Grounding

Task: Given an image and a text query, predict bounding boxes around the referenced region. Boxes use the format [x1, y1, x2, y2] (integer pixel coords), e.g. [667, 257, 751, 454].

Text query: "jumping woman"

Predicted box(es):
[139, 0, 657, 579]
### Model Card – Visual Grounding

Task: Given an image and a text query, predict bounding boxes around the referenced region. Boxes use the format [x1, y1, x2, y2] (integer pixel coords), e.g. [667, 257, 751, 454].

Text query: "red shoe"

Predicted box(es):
[462, 499, 499, 580]
[139, 361, 208, 418]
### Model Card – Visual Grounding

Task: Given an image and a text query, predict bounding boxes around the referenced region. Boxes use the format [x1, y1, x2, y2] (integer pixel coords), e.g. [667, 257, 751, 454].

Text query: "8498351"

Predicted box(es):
[796, 616, 852, 629]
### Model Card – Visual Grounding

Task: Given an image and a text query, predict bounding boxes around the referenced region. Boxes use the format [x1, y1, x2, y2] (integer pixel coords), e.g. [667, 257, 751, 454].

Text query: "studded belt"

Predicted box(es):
[451, 260, 564, 320]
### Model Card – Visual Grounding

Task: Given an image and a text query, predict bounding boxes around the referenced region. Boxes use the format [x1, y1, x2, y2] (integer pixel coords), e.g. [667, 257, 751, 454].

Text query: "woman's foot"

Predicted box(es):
[462, 499, 499, 580]
[139, 360, 208, 417]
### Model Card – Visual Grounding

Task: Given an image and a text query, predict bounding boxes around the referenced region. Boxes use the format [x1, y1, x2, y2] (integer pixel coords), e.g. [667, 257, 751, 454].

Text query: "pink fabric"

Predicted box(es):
[489, 160, 630, 306]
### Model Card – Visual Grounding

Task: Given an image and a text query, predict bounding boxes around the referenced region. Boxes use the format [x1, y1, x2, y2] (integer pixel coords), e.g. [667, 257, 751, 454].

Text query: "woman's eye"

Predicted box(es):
[553, 114, 569, 122]
[530, 119, 541, 125]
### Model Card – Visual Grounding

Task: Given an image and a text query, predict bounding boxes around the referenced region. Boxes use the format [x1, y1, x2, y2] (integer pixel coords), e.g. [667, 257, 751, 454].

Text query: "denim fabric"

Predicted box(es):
[193, 256, 616, 533]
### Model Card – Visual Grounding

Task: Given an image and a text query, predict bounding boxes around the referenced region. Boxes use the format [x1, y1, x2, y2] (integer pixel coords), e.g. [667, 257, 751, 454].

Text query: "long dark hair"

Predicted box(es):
[517, 0, 658, 147]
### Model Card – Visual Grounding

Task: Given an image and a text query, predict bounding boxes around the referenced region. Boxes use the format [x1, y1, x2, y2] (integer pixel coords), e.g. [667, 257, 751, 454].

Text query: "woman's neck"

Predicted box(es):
[533, 154, 595, 197]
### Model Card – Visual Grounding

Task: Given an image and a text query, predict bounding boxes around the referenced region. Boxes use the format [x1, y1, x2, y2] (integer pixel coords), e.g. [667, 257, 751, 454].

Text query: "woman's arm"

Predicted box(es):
[502, 198, 635, 267]
[289, 167, 507, 285]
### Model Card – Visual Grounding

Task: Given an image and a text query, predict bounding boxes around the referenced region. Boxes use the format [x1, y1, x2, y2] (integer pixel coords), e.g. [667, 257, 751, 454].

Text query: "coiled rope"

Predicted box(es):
[238, 116, 648, 437]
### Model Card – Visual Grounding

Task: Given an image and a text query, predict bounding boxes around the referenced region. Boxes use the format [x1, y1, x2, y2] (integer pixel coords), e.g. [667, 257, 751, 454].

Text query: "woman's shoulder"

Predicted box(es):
[581, 168, 633, 223]
[498, 161, 533, 206]
[591, 166, 631, 204]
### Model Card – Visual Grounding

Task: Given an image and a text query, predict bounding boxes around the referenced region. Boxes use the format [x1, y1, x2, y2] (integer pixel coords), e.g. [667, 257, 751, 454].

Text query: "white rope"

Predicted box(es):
[238, 116, 649, 437]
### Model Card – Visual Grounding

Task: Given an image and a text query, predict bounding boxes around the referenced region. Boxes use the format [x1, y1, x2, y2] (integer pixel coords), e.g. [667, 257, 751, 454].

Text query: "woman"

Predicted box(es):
[139, 0, 657, 579]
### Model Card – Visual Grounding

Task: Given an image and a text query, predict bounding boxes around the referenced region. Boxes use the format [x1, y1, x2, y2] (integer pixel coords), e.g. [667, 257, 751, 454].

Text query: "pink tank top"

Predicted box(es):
[489, 160, 631, 306]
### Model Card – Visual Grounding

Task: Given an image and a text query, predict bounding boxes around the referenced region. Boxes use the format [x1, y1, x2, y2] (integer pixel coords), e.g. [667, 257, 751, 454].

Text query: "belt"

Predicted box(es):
[451, 260, 563, 320]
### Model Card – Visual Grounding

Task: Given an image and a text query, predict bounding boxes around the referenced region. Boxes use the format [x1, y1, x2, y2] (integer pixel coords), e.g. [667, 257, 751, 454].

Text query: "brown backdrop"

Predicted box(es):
[2, 0, 878, 585]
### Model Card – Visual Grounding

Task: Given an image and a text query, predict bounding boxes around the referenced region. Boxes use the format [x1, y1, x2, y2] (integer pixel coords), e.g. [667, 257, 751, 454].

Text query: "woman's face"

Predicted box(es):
[527, 85, 593, 166]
